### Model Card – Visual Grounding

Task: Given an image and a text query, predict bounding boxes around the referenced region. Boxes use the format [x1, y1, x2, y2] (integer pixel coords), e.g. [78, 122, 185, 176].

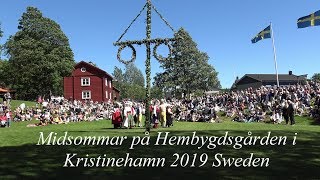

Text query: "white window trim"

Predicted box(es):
[81, 77, 90, 86]
[80, 67, 86, 72]
[106, 91, 108, 99]
[109, 92, 112, 99]
[82, 91, 91, 100]
[109, 80, 112, 88]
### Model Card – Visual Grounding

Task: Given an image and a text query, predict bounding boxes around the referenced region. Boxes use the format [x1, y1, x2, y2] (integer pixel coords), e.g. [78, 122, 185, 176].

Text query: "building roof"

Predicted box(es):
[0, 88, 10, 93]
[75, 61, 114, 79]
[244, 74, 307, 82]
[112, 86, 120, 92]
[0, 87, 15, 93]
[231, 73, 308, 90]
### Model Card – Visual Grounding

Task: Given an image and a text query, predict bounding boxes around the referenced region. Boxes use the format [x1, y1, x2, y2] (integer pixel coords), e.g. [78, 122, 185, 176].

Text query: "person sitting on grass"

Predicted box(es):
[226, 107, 236, 118]
[256, 108, 266, 122]
[53, 113, 63, 124]
[233, 110, 245, 122]
[25, 110, 32, 121]
[270, 109, 283, 124]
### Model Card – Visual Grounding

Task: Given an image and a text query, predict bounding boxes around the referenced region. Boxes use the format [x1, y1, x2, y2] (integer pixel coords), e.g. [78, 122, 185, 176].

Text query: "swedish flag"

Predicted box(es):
[251, 25, 271, 44]
[297, 10, 320, 28]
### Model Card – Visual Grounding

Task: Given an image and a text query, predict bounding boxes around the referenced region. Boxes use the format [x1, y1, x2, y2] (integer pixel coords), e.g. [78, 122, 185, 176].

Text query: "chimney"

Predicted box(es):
[289, 71, 292, 75]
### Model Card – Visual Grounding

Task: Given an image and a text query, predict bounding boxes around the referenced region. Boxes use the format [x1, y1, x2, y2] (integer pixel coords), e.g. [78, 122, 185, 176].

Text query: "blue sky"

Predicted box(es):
[0, 0, 319, 88]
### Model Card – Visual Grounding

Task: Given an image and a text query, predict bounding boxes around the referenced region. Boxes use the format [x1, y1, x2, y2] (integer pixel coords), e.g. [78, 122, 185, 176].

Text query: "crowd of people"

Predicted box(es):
[111, 98, 175, 129]
[170, 81, 320, 126]
[0, 92, 12, 128]
[0, 80, 319, 129]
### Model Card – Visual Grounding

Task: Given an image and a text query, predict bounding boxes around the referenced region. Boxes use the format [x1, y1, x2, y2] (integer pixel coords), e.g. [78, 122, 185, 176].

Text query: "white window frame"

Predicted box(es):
[80, 67, 86, 72]
[109, 80, 112, 88]
[109, 92, 112, 99]
[106, 91, 108, 99]
[82, 91, 91, 100]
[81, 77, 90, 86]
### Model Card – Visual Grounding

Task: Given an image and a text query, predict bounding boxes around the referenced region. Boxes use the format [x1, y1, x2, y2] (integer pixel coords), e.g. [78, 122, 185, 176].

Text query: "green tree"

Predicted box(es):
[312, 73, 320, 82]
[154, 28, 220, 98]
[112, 66, 125, 99]
[124, 63, 145, 87]
[112, 65, 145, 100]
[0, 23, 10, 87]
[0, 23, 3, 38]
[150, 85, 164, 99]
[0, 22, 3, 60]
[113, 66, 124, 83]
[4, 7, 75, 100]
[0, 60, 10, 87]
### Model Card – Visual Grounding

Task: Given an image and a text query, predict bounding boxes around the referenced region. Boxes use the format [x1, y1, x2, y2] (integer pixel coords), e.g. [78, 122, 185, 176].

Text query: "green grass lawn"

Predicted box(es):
[0, 115, 320, 179]
[0, 99, 38, 110]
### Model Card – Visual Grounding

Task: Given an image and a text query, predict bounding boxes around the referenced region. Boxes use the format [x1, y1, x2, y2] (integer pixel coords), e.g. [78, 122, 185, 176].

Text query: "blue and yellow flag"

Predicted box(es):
[251, 25, 271, 44]
[297, 10, 320, 28]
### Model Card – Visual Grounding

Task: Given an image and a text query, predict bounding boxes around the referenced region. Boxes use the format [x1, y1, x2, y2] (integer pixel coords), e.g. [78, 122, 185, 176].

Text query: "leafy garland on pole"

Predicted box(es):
[145, 0, 152, 134]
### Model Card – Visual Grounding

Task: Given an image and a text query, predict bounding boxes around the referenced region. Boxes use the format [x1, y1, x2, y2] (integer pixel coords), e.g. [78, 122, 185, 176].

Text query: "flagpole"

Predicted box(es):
[270, 22, 279, 87]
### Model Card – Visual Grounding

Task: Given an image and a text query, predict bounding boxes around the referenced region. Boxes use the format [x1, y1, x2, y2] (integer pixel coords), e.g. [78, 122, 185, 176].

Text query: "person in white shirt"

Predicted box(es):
[123, 102, 133, 128]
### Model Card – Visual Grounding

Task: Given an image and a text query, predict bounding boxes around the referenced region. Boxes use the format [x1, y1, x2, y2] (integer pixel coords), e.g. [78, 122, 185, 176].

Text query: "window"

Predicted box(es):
[106, 79, 112, 88]
[81, 77, 90, 86]
[82, 91, 91, 100]
[106, 91, 108, 99]
[81, 67, 86, 72]
[109, 92, 112, 99]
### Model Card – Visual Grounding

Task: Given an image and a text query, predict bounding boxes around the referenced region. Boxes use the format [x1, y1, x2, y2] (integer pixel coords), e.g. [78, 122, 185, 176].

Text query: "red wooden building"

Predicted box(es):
[63, 61, 119, 102]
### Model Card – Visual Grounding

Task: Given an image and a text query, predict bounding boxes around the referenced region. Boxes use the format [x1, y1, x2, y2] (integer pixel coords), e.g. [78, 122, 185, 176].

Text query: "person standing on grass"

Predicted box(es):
[166, 104, 173, 127]
[287, 100, 295, 125]
[6, 109, 12, 127]
[4, 92, 11, 106]
[123, 101, 133, 129]
[159, 99, 167, 128]
[136, 103, 143, 127]
[151, 100, 160, 128]
[282, 100, 289, 125]
[112, 103, 123, 129]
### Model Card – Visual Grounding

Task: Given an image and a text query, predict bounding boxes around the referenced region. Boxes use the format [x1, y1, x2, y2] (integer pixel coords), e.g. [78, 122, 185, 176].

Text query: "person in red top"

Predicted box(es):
[0, 112, 7, 127]
[112, 103, 123, 129]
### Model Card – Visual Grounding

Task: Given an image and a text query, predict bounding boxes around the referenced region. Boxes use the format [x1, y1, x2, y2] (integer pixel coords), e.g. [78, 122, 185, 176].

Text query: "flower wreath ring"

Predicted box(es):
[117, 44, 137, 65]
[153, 42, 173, 62]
